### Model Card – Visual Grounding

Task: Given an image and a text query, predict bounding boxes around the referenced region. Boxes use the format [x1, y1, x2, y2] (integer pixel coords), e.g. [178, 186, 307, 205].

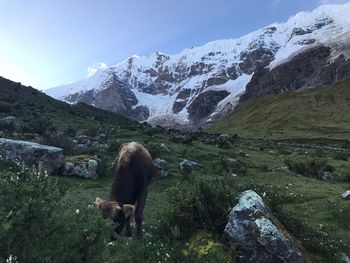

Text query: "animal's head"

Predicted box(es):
[95, 197, 135, 220]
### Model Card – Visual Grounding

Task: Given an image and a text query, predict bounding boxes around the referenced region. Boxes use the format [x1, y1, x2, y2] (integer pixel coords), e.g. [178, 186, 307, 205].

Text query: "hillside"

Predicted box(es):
[208, 78, 350, 140]
[45, 3, 350, 129]
[0, 76, 138, 133]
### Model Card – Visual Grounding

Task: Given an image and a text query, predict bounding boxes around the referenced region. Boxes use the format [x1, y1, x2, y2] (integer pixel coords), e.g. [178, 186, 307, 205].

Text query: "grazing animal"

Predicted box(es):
[96, 142, 154, 238]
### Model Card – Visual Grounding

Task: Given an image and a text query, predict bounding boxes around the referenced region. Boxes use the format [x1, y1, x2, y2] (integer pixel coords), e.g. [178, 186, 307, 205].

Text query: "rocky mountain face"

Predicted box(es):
[46, 4, 350, 129]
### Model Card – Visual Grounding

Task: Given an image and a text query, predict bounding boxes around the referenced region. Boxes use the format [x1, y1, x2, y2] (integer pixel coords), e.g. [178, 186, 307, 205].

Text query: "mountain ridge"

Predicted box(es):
[46, 3, 350, 129]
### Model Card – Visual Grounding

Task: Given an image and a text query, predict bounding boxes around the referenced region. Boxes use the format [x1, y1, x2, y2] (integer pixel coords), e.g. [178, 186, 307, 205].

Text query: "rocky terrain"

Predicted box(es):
[46, 3, 350, 129]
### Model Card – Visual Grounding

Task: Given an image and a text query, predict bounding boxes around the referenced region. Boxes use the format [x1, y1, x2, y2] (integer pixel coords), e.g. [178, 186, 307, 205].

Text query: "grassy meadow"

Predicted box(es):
[0, 77, 350, 262]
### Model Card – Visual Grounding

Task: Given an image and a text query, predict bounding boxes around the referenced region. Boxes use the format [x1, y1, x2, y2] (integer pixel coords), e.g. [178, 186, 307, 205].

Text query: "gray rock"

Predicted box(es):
[322, 171, 333, 181]
[76, 135, 90, 144]
[0, 130, 4, 137]
[61, 158, 98, 179]
[179, 159, 204, 170]
[160, 143, 170, 152]
[0, 116, 20, 131]
[74, 144, 91, 154]
[0, 138, 64, 175]
[342, 253, 350, 263]
[153, 158, 169, 178]
[224, 190, 311, 263]
[342, 190, 350, 200]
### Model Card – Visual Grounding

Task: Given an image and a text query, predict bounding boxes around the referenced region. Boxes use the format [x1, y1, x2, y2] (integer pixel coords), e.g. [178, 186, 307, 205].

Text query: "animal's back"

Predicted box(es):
[110, 142, 153, 203]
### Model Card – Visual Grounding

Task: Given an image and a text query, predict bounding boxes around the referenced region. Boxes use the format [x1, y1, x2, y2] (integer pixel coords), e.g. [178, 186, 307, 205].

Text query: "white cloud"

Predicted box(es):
[319, 0, 350, 4]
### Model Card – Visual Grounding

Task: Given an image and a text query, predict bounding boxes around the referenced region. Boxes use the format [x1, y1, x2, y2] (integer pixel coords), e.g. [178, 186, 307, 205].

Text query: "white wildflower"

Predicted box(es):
[76, 209, 80, 215]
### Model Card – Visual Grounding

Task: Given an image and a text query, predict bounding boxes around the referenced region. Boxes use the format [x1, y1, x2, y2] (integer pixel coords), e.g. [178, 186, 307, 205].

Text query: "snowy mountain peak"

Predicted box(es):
[45, 3, 350, 129]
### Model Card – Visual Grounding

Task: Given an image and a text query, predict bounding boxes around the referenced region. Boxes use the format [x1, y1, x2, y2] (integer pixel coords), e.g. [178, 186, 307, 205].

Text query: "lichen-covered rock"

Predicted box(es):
[224, 190, 311, 263]
[342, 190, 350, 200]
[0, 116, 20, 131]
[0, 138, 64, 175]
[61, 156, 98, 179]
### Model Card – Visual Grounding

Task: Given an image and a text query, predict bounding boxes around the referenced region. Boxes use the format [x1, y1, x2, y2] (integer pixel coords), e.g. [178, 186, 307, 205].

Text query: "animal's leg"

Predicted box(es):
[125, 216, 131, 237]
[113, 215, 125, 239]
[135, 189, 148, 238]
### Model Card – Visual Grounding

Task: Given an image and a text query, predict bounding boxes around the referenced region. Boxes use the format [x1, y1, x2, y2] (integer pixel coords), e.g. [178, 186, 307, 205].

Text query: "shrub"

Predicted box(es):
[333, 152, 348, 161]
[219, 158, 247, 176]
[63, 125, 77, 137]
[284, 158, 334, 180]
[146, 142, 162, 159]
[0, 100, 13, 113]
[41, 133, 75, 155]
[160, 177, 239, 239]
[30, 114, 55, 135]
[0, 160, 113, 262]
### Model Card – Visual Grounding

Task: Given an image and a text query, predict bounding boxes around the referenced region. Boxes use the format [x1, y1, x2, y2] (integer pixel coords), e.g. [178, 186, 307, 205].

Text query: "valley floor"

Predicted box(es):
[57, 134, 350, 262]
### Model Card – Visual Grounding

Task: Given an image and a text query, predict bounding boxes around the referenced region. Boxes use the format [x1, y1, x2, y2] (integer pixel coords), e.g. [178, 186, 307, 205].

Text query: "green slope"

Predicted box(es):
[0, 76, 138, 132]
[208, 79, 350, 139]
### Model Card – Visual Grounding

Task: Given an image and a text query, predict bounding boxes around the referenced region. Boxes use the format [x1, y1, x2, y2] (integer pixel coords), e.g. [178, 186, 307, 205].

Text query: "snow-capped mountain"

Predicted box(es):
[46, 3, 350, 129]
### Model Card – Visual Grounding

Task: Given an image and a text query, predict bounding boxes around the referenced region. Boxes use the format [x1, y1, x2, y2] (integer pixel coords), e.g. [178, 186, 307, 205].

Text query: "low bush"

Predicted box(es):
[284, 158, 335, 180]
[333, 152, 348, 161]
[0, 160, 113, 263]
[41, 133, 75, 155]
[159, 177, 239, 239]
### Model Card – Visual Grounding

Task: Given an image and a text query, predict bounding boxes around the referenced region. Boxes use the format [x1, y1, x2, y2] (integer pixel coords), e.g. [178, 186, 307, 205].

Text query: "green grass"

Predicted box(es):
[1, 76, 350, 262]
[51, 136, 350, 262]
[208, 79, 350, 139]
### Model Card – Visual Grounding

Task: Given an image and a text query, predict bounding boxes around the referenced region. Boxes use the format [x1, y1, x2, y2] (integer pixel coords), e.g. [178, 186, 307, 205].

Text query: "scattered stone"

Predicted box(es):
[61, 156, 98, 179]
[95, 134, 106, 142]
[322, 171, 333, 181]
[224, 190, 312, 263]
[160, 143, 170, 152]
[74, 144, 91, 154]
[239, 150, 248, 157]
[179, 159, 204, 170]
[0, 116, 20, 131]
[153, 158, 169, 178]
[342, 190, 350, 200]
[99, 143, 109, 150]
[76, 135, 90, 145]
[217, 134, 233, 148]
[0, 138, 64, 175]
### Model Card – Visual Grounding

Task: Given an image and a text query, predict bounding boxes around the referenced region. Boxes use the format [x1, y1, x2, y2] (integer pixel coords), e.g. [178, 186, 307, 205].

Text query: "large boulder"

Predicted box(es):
[0, 138, 64, 175]
[61, 155, 98, 179]
[0, 116, 20, 131]
[224, 190, 311, 263]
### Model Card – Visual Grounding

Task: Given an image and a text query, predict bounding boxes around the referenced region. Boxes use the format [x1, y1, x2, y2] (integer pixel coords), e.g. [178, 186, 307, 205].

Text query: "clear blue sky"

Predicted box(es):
[0, 0, 349, 90]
